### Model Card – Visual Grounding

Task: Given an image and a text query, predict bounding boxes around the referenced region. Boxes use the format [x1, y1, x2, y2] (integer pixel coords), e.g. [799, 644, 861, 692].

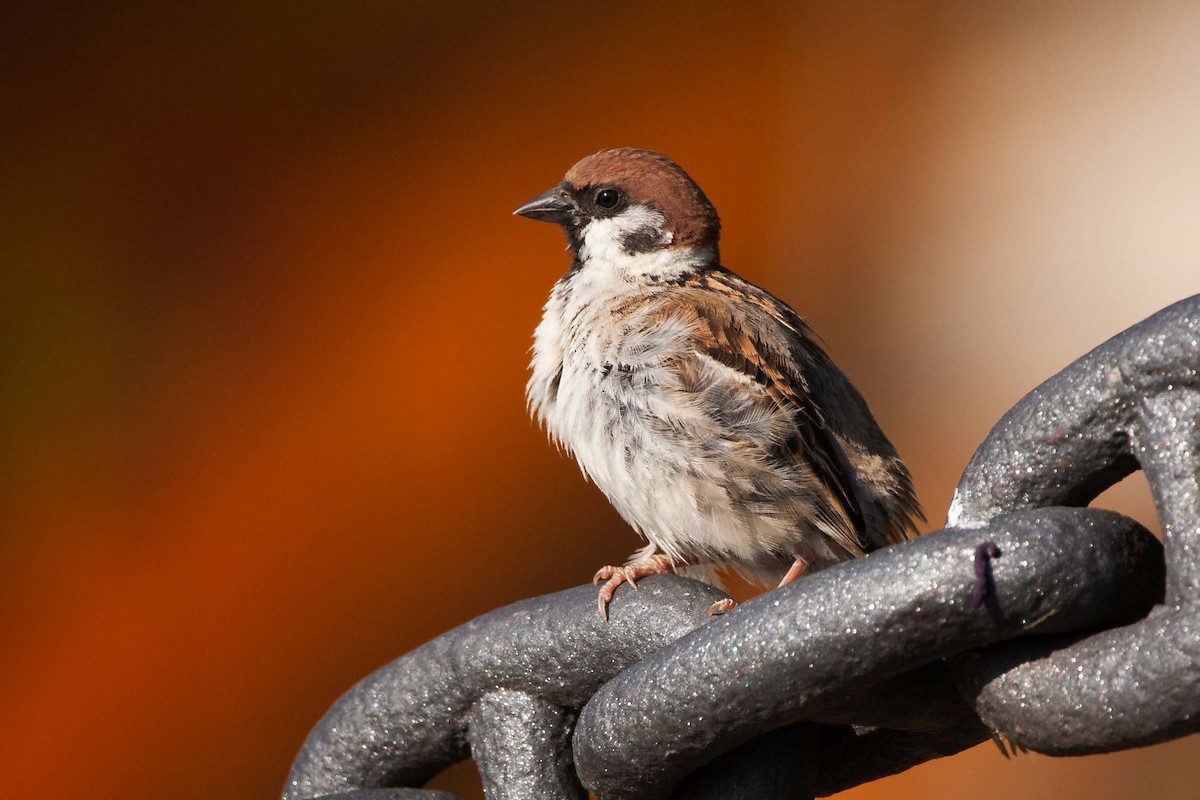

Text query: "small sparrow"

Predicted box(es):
[516, 148, 923, 618]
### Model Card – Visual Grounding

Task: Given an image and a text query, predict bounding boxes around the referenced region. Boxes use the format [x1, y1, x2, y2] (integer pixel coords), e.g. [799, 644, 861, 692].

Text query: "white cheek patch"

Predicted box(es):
[580, 205, 671, 263]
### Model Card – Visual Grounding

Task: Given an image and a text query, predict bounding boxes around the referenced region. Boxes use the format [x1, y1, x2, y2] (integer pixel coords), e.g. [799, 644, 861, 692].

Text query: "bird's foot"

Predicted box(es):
[706, 598, 736, 615]
[592, 553, 677, 620]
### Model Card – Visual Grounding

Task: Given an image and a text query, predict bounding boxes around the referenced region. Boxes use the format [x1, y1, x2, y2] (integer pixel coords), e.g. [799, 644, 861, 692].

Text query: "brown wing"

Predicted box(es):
[649, 267, 921, 553]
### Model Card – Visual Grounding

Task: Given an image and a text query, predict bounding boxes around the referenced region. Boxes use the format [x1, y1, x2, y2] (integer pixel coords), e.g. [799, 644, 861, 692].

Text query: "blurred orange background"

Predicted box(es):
[2, 2, 1198, 799]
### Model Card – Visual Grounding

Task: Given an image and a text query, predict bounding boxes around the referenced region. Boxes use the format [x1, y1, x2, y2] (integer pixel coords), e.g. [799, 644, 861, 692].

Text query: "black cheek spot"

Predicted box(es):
[620, 227, 664, 254]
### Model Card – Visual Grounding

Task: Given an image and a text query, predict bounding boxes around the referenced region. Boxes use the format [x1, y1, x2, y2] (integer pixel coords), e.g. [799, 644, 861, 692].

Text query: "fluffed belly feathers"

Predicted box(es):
[528, 296, 853, 585]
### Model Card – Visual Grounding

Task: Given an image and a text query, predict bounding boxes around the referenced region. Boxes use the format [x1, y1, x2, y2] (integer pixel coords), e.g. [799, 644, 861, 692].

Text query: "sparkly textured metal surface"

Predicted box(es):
[283, 578, 727, 799]
[950, 294, 1200, 754]
[466, 691, 584, 799]
[573, 509, 1163, 799]
[950, 296, 1199, 597]
[284, 296, 1198, 799]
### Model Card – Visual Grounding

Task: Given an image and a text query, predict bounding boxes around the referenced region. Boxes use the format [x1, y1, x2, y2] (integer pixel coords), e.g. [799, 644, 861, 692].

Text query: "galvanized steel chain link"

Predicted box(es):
[284, 296, 1200, 800]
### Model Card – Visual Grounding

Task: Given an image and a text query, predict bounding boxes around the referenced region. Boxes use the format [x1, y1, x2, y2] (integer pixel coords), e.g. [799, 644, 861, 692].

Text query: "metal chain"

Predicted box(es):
[283, 295, 1199, 800]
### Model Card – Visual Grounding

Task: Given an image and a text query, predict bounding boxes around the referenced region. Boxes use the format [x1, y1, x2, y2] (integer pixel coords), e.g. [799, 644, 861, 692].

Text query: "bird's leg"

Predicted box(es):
[592, 553, 679, 620]
[777, 556, 809, 587]
[708, 556, 811, 616]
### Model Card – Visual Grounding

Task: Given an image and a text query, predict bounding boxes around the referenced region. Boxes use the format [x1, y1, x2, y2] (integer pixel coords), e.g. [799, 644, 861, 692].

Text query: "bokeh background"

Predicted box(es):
[3, 2, 1198, 798]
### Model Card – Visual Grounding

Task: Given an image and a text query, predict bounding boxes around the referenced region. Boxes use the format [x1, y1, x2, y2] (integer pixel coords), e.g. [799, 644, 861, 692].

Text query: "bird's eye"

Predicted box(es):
[594, 188, 621, 210]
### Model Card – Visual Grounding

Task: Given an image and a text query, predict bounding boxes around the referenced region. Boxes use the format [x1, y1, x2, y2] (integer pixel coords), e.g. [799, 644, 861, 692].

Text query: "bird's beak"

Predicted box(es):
[513, 184, 576, 224]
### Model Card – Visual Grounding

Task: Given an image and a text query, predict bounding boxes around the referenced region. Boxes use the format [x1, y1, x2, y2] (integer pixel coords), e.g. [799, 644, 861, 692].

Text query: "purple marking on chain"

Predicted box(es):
[971, 542, 1002, 609]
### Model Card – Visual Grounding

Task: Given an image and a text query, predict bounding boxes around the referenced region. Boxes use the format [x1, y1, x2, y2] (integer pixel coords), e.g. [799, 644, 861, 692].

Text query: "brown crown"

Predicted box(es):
[564, 148, 721, 251]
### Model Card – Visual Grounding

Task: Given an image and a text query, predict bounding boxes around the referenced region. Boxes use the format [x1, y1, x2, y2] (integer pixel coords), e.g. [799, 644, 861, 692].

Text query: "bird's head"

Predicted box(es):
[514, 148, 721, 264]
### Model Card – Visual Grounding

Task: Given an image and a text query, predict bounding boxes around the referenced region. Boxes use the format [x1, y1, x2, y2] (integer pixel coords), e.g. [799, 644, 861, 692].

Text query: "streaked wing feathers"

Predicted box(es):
[648, 267, 920, 555]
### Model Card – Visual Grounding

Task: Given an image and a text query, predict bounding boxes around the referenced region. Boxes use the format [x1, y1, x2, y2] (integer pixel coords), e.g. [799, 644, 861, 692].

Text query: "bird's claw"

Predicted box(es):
[592, 554, 677, 620]
[592, 564, 623, 585]
[707, 598, 736, 615]
[596, 573, 624, 620]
